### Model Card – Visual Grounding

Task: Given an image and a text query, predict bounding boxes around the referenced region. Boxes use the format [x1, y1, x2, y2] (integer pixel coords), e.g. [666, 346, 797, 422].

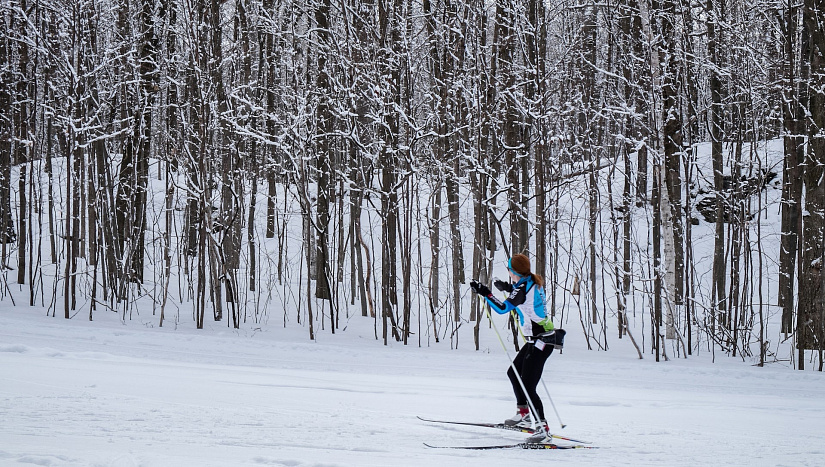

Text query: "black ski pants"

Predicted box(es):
[507, 341, 553, 421]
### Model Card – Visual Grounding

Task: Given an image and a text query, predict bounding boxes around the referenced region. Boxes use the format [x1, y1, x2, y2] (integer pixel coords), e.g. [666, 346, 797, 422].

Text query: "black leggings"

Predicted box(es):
[507, 342, 553, 421]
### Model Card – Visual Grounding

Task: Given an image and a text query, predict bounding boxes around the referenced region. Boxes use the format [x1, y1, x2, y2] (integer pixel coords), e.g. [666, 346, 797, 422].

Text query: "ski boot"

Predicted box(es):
[503, 405, 531, 427]
[525, 421, 551, 443]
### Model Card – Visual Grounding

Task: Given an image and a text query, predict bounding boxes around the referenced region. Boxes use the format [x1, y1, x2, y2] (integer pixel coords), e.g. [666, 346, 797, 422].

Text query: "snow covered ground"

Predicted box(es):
[2, 305, 823, 467]
[2, 137, 822, 465]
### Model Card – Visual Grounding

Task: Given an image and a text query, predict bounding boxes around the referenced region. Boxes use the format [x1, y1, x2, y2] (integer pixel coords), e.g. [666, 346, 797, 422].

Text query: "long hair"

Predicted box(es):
[509, 254, 544, 287]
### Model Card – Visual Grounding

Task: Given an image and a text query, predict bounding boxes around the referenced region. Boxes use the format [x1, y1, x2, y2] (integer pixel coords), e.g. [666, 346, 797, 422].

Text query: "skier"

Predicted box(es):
[469, 254, 559, 443]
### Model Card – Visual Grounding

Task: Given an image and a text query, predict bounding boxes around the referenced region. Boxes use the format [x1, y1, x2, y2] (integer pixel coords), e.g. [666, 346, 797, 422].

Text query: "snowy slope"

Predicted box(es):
[2, 305, 823, 467]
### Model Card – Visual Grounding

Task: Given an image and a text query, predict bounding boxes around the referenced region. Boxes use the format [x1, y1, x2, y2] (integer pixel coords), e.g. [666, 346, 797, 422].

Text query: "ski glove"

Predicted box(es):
[470, 280, 492, 297]
[493, 279, 511, 292]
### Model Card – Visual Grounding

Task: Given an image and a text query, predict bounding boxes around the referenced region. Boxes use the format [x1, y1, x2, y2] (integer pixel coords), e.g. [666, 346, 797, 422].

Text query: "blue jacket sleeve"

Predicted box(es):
[483, 294, 515, 315]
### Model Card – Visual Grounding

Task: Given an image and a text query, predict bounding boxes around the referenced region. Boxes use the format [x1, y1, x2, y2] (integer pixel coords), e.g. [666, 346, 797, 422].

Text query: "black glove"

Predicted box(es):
[470, 280, 491, 297]
[493, 279, 510, 292]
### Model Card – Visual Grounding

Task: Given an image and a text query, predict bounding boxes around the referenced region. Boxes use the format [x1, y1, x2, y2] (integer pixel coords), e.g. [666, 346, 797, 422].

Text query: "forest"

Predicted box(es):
[0, 0, 823, 370]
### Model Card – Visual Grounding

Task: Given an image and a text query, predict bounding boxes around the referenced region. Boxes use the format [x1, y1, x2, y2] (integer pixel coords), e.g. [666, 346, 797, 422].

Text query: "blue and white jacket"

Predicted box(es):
[482, 276, 552, 339]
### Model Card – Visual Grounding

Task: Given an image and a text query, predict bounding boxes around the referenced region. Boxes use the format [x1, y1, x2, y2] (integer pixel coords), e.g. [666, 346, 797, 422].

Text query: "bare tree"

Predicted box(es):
[797, 0, 825, 369]
[778, 0, 804, 335]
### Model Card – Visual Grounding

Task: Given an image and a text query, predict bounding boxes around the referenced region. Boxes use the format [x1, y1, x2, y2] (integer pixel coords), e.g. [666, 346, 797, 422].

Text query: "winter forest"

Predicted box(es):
[0, 0, 824, 371]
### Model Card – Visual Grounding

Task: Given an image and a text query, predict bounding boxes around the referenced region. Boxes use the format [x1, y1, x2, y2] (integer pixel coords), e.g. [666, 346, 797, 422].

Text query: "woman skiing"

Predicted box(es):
[469, 254, 560, 443]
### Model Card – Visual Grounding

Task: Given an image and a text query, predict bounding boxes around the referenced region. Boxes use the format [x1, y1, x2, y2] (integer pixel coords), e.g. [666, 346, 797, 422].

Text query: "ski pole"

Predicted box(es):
[483, 303, 542, 430]
[539, 376, 566, 429]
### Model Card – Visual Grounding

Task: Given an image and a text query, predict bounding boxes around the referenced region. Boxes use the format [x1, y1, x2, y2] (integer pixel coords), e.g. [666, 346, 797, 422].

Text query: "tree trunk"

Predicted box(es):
[708, 0, 727, 323]
[378, 0, 401, 344]
[0, 20, 13, 250]
[661, 0, 682, 337]
[430, 181, 441, 328]
[779, 0, 804, 334]
[314, 0, 333, 302]
[15, 6, 29, 285]
[496, 1, 526, 256]
[798, 0, 825, 359]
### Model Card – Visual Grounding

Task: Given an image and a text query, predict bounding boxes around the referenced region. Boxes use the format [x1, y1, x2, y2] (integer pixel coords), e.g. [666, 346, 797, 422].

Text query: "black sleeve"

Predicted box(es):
[506, 281, 528, 307]
[494, 279, 513, 293]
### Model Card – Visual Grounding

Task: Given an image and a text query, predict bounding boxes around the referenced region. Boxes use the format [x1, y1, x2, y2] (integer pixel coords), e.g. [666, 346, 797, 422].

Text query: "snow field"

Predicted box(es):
[1, 306, 823, 466]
